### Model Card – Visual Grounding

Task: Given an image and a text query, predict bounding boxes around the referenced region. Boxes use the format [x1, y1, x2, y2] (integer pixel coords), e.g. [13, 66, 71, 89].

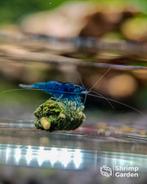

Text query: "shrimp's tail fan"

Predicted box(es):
[19, 84, 33, 89]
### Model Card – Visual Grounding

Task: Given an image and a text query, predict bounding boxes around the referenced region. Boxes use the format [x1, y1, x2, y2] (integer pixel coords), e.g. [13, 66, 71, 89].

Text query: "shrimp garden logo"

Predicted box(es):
[100, 165, 112, 177]
[99, 165, 139, 178]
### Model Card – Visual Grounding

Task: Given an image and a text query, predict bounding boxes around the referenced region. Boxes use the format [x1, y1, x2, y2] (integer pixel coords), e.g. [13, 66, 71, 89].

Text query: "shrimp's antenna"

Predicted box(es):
[0, 88, 42, 97]
[82, 67, 111, 106]
[88, 93, 143, 116]
[82, 89, 114, 108]
[76, 70, 85, 89]
[90, 90, 115, 109]
[76, 70, 89, 105]
[83, 91, 88, 105]
[0, 88, 27, 96]
[88, 67, 111, 92]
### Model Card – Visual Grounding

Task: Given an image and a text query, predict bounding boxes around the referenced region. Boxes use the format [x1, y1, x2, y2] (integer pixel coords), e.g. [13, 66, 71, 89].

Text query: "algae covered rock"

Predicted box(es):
[34, 98, 86, 131]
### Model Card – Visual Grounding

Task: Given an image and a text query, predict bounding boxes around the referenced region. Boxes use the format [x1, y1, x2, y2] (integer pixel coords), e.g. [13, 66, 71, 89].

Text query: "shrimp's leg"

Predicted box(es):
[55, 94, 64, 101]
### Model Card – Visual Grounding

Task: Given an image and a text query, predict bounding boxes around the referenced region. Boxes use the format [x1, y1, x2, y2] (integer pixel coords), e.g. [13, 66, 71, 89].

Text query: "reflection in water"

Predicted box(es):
[26, 145, 33, 165]
[15, 145, 21, 165]
[2, 144, 84, 169]
[0, 144, 146, 172]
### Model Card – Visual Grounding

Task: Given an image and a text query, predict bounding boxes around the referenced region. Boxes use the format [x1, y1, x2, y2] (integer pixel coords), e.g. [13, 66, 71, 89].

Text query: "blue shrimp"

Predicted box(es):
[19, 81, 88, 106]
[19, 79, 143, 115]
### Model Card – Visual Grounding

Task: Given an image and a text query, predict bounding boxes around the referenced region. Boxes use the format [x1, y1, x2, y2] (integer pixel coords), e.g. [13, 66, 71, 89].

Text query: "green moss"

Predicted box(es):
[34, 98, 86, 131]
